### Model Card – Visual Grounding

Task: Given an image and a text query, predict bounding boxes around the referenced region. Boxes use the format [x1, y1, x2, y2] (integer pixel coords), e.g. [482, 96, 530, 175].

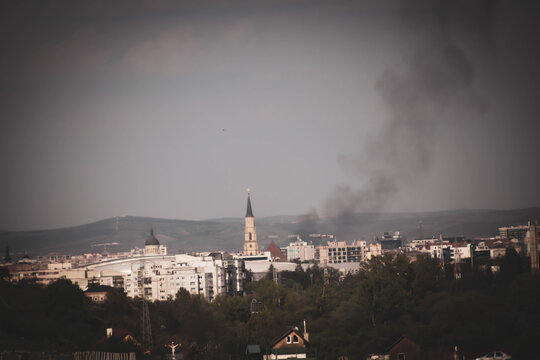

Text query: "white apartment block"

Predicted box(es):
[108, 253, 244, 301]
[286, 237, 315, 262]
[425, 243, 473, 262]
[10, 267, 125, 289]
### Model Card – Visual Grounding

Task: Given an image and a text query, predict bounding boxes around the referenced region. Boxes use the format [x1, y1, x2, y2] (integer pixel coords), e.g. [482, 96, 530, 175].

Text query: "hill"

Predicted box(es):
[2, 207, 540, 257]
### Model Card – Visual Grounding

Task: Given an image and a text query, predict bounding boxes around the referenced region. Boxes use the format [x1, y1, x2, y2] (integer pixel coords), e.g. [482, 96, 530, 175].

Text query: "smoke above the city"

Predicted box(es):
[0, 0, 539, 231]
[321, 0, 540, 240]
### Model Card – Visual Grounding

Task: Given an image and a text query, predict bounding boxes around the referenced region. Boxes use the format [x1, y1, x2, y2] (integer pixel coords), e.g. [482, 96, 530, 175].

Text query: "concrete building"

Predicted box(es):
[87, 252, 245, 301]
[285, 237, 315, 262]
[526, 222, 539, 273]
[366, 241, 382, 260]
[498, 225, 530, 242]
[316, 240, 366, 264]
[379, 232, 403, 250]
[10, 267, 125, 289]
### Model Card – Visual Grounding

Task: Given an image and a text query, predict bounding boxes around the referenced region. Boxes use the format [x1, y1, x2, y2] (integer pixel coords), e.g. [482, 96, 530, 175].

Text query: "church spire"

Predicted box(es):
[246, 190, 254, 218]
[243, 189, 259, 256]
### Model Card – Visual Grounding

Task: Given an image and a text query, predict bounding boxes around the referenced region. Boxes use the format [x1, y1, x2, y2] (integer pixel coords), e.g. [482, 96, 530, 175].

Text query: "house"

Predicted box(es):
[96, 328, 142, 350]
[84, 284, 114, 303]
[386, 336, 421, 360]
[264, 327, 309, 360]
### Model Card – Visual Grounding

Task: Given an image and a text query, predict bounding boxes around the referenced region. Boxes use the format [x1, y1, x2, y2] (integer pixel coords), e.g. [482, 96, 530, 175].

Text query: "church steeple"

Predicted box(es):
[243, 189, 259, 256]
[246, 192, 254, 218]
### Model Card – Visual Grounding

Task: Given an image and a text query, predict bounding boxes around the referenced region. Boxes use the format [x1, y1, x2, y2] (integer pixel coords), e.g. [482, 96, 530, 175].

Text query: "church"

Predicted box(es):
[143, 227, 168, 256]
[243, 190, 260, 256]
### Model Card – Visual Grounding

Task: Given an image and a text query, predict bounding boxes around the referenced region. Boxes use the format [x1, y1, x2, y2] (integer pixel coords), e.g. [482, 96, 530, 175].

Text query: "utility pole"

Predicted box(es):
[140, 264, 153, 352]
[439, 233, 445, 269]
[528, 221, 539, 273]
[322, 259, 329, 297]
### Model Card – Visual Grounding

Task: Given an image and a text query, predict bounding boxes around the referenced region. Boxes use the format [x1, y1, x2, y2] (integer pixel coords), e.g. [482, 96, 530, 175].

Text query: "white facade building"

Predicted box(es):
[286, 237, 315, 262]
[92, 253, 245, 301]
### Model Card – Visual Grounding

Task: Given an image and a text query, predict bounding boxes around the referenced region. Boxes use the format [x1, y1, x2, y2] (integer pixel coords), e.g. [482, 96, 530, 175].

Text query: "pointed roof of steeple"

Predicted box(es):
[246, 192, 254, 218]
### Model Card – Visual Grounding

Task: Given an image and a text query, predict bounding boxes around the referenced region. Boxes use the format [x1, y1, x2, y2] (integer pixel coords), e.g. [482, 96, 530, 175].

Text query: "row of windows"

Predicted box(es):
[286, 335, 299, 344]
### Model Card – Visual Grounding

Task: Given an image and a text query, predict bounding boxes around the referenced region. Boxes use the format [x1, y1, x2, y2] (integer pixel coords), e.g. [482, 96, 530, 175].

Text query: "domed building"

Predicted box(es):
[144, 228, 167, 256]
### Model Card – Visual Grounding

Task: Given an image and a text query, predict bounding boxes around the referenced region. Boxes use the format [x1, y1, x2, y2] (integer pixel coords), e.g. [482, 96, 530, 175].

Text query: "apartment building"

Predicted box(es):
[316, 240, 366, 264]
[285, 237, 315, 262]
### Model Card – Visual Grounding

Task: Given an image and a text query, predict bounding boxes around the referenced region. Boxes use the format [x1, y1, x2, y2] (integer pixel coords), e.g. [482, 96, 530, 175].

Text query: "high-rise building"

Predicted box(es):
[498, 225, 529, 242]
[243, 190, 260, 256]
[527, 222, 539, 273]
[316, 240, 366, 264]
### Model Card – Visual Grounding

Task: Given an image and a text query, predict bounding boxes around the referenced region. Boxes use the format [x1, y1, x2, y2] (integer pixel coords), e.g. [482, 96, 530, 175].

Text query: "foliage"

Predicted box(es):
[1, 252, 539, 359]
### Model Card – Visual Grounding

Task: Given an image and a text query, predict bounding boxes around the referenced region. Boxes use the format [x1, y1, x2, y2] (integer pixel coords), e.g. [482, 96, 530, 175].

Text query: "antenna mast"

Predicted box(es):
[140, 263, 153, 352]
[323, 259, 329, 297]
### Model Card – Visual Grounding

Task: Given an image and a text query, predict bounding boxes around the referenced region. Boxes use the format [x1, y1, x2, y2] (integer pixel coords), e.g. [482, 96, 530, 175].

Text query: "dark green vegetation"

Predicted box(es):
[3, 207, 540, 255]
[1, 251, 540, 359]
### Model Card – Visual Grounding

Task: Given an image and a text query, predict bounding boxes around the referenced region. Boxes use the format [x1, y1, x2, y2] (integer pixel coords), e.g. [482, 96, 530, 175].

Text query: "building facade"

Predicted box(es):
[316, 240, 366, 264]
[285, 237, 315, 262]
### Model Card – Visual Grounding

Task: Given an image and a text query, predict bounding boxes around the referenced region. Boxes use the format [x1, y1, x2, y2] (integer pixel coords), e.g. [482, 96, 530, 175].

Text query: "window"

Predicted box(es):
[286, 336, 291, 344]
[397, 353, 405, 360]
[293, 335, 299, 343]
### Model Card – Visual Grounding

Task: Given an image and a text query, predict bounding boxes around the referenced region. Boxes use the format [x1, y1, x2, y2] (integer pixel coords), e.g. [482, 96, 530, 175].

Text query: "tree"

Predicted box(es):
[42, 278, 95, 348]
[412, 255, 442, 293]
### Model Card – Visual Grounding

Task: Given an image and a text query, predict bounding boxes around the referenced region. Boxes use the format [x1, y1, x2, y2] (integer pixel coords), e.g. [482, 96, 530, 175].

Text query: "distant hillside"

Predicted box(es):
[2, 207, 540, 257]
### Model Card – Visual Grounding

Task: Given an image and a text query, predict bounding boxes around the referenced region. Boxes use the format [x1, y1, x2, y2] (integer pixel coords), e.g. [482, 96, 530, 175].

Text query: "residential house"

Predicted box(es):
[386, 336, 421, 360]
[264, 327, 310, 360]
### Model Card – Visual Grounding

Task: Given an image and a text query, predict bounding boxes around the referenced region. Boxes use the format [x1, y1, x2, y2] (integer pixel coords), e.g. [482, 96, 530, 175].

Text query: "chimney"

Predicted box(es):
[106, 328, 113, 338]
[303, 320, 309, 342]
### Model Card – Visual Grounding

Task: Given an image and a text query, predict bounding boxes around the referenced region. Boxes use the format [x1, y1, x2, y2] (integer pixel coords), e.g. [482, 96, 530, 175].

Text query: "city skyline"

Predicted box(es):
[1, 0, 540, 231]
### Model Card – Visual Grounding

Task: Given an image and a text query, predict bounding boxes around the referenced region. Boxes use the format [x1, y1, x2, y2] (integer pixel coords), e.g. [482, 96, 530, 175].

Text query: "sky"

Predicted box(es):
[1, 0, 540, 231]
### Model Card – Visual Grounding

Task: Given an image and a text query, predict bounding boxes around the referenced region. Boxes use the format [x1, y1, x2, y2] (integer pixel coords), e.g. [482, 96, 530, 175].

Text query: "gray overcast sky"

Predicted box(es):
[1, 0, 539, 230]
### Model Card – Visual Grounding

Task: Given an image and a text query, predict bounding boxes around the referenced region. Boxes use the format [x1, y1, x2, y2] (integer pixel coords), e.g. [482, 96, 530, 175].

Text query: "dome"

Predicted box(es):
[145, 228, 160, 246]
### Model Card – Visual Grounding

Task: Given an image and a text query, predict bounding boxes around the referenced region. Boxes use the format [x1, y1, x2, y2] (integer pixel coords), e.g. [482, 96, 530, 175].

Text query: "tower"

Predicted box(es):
[243, 189, 260, 256]
[139, 263, 153, 352]
[527, 221, 539, 273]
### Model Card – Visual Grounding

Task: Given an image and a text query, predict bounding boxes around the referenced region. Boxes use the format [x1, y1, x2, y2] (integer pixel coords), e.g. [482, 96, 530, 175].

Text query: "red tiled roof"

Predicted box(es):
[267, 241, 287, 262]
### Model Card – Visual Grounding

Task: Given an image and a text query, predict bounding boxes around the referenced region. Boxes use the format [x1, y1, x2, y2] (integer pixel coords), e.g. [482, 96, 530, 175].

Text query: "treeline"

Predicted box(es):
[1, 250, 539, 359]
